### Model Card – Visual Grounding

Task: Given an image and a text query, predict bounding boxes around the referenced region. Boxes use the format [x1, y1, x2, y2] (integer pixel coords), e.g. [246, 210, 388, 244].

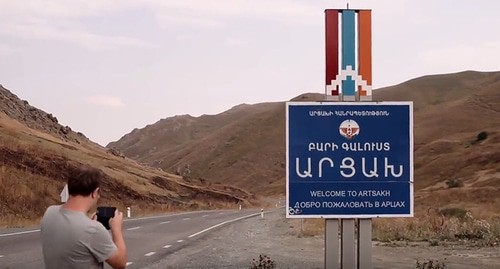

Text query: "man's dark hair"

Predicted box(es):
[68, 166, 103, 196]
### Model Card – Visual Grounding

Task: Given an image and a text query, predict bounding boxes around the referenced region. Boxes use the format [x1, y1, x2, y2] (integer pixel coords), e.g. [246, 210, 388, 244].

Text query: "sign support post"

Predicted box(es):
[325, 219, 339, 269]
[358, 219, 372, 268]
[341, 219, 356, 268]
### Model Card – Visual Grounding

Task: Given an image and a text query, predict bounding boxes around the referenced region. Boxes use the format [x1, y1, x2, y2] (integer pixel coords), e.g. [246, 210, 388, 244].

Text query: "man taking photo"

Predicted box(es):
[40, 166, 127, 269]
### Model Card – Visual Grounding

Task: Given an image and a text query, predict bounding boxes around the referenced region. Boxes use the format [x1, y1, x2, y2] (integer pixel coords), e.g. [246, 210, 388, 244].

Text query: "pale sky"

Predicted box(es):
[0, 0, 499, 146]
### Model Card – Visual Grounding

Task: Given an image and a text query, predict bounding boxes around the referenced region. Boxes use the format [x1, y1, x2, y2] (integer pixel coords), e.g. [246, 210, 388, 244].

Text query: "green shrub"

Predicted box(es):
[445, 178, 463, 188]
[428, 239, 439, 246]
[250, 254, 276, 269]
[416, 259, 446, 269]
[476, 131, 488, 142]
[439, 208, 468, 219]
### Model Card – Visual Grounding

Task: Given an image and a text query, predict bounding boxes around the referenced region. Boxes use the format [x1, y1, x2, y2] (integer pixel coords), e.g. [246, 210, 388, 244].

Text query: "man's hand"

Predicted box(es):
[109, 210, 123, 232]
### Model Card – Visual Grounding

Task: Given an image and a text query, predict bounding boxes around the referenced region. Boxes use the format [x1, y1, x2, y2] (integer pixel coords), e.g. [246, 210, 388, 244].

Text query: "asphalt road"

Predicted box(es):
[0, 209, 263, 269]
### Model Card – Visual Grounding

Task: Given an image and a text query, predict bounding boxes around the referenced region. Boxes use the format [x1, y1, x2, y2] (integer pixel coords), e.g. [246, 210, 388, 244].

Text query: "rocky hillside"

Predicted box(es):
[0, 84, 88, 144]
[108, 71, 500, 212]
[0, 85, 254, 228]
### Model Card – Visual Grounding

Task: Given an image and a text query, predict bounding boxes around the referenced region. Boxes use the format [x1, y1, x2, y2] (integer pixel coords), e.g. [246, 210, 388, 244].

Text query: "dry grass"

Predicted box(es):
[0, 166, 62, 227]
[373, 208, 500, 246]
[285, 207, 500, 246]
[289, 218, 324, 238]
[0, 117, 252, 228]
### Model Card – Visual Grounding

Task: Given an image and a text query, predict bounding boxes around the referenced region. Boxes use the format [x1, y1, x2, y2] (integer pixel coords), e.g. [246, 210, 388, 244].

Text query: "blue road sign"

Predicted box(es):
[286, 102, 413, 218]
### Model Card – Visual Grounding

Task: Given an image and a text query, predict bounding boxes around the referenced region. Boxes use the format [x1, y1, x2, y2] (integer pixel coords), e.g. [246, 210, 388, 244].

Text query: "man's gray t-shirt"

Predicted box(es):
[41, 205, 117, 269]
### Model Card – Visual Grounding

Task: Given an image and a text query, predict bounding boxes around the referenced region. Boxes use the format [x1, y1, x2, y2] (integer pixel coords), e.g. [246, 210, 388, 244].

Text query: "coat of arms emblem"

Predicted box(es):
[339, 119, 360, 140]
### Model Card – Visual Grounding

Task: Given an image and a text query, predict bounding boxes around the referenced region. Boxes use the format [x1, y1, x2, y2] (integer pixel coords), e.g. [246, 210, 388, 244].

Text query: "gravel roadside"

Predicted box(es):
[143, 209, 500, 269]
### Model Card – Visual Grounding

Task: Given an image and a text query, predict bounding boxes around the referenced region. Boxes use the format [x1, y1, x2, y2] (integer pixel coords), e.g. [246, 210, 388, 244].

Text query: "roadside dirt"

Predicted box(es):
[145, 209, 500, 269]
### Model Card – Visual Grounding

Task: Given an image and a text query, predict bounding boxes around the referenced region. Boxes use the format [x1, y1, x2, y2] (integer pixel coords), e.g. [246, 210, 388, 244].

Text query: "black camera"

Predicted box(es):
[96, 206, 116, 230]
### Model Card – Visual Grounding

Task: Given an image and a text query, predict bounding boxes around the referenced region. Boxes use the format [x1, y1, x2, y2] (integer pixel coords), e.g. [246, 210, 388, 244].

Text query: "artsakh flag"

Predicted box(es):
[325, 9, 372, 100]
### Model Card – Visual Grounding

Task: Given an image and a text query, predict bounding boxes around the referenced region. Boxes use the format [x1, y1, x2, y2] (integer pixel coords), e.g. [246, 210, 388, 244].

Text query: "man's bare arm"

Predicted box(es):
[106, 210, 127, 269]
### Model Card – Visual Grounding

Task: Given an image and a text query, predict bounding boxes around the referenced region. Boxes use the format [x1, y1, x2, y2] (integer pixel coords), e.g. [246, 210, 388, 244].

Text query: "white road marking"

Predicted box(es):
[163, 245, 172, 249]
[159, 221, 171, 224]
[176, 239, 184, 243]
[0, 210, 234, 238]
[123, 210, 211, 222]
[0, 255, 4, 258]
[0, 229, 40, 237]
[182, 218, 191, 221]
[219, 212, 224, 215]
[126, 262, 133, 266]
[144, 252, 156, 257]
[126, 226, 141, 231]
[188, 212, 261, 238]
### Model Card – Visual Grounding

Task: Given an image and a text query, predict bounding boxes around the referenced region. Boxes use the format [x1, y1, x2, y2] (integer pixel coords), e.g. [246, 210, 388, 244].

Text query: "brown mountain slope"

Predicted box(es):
[109, 71, 500, 213]
[0, 86, 254, 228]
[108, 102, 285, 195]
[373, 71, 500, 194]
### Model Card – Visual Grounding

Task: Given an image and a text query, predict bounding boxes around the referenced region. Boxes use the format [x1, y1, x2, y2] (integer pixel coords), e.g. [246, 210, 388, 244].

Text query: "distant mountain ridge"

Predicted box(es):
[108, 71, 500, 203]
